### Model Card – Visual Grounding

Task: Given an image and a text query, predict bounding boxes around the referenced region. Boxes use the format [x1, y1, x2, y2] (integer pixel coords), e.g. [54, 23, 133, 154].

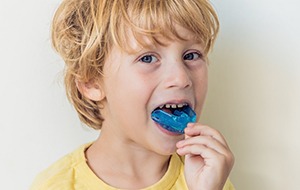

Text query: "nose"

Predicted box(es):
[163, 62, 192, 89]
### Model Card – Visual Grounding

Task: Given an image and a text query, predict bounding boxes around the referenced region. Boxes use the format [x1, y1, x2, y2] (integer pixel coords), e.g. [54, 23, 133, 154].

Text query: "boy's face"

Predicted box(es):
[99, 25, 208, 155]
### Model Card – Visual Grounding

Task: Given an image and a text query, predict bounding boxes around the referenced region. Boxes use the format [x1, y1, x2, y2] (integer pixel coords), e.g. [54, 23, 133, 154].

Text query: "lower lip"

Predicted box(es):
[155, 122, 183, 136]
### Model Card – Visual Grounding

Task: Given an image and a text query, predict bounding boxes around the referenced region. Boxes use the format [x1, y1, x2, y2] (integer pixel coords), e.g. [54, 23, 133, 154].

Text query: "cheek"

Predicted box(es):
[195, 81, 207, 104]
[104, 71, 153, 116]
[194, 65, 208, 92]
[193, 68, 208, 114]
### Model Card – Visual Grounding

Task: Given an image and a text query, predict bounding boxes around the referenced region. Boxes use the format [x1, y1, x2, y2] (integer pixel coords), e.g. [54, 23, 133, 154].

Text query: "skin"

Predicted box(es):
[80, 25, 234, 190]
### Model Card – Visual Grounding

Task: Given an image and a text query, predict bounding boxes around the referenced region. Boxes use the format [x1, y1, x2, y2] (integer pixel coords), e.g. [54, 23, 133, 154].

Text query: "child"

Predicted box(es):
[31, 0, 234, 189]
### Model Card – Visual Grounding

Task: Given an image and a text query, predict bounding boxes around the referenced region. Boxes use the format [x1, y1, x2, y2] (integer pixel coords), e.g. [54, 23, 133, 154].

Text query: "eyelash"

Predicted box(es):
[139, 54, 159, 64]
[183, 51, 203, 61]
[138, 51, 203, 64]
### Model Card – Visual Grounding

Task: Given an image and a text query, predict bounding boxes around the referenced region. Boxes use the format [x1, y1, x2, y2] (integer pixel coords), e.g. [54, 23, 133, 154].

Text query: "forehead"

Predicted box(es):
[121, 24, 201, 54]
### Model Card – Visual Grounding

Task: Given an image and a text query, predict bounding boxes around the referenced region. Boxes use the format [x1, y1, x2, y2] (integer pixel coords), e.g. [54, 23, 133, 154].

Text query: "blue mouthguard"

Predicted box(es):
[151, 106, 196, 134]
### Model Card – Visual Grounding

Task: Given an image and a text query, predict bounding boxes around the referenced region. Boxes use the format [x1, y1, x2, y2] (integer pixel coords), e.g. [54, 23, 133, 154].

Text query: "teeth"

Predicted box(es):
[159, 103, 188, 109]
[177, 104, 184, 108]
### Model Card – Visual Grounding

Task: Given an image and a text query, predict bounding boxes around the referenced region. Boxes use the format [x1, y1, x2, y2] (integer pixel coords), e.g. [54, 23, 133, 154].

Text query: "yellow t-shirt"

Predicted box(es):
[31, 143, 234, 190]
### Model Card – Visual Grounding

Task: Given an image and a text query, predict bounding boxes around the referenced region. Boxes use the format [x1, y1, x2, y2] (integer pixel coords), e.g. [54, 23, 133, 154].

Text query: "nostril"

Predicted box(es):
[166, 73, 192, 89]
[163, 63, 192, 89]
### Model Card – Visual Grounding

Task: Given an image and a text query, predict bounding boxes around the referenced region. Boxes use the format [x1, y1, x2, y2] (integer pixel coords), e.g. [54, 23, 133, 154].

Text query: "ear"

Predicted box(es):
[75, 79, 105, 101]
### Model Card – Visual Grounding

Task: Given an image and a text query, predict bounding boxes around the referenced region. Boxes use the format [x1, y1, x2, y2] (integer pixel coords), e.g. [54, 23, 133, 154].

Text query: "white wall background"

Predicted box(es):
[0, 0, 299, 189]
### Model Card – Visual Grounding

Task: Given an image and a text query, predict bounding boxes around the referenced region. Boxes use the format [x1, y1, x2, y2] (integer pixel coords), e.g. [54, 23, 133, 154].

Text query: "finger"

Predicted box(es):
[185, 123, 228, 147]
[177, 144, 234, 171]
[176, 135, 229, 155]
[176, 144, 221, 161]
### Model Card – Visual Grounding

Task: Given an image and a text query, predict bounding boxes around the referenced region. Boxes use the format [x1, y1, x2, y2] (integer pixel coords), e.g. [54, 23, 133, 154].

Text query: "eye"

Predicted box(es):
[183, 52, 202, 61]
[139, 54, 158, 64]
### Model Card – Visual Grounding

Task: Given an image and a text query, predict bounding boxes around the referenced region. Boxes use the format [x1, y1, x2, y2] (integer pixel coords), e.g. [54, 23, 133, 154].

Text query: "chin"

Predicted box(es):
[154, 142, 178, 156]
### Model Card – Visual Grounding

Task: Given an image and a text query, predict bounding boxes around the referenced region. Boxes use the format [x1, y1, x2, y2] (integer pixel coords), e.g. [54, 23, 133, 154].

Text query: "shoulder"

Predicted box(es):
[30, 154, 74, 190]
[30, 144, 90, 190]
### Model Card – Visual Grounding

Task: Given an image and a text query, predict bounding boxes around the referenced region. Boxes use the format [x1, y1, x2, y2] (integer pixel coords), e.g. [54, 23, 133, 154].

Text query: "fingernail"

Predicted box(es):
[187, 123, 194, 128]
[176, 148, 183, 155]
[176, 141, 183, 147]
[176, 141, 182, 147]
[184, 125, 191, 132]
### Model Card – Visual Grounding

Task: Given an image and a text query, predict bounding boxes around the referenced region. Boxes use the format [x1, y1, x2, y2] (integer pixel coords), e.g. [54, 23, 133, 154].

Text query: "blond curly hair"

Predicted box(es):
[51, 0, 219, 130]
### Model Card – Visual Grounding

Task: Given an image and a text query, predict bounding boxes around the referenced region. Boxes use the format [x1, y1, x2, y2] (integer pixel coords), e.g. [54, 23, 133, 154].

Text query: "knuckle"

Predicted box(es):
[228, 152, 235, 167]
[223, 151, 235, 168]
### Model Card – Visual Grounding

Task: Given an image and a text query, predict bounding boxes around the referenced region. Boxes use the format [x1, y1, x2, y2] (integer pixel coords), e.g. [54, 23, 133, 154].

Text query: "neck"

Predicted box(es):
[85, 127, 171, 189]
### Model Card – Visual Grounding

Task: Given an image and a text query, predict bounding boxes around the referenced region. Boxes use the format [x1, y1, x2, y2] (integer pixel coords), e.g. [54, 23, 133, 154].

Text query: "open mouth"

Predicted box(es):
[155, 103, 189, 114]
[151, 103, 196, 134]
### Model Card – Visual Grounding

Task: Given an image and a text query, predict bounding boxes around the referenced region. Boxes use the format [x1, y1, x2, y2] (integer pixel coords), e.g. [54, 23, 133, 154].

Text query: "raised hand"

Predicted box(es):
[176, 123, 234, 190]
